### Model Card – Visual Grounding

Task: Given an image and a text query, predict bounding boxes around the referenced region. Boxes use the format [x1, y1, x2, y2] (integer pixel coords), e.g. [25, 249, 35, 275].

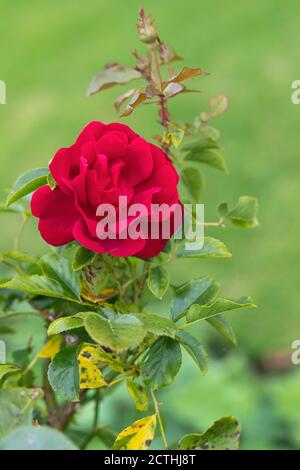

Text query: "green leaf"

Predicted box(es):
[178, 416, 240, 450]
[84, 313, 146, 352]
[171, 277, 220, 321]
[147, 265, 169, 299]
[87, 64, 141, 96]
[112, 415, 157, 450]
[48, 347, 80, 401]
[133, 312, 177, 338]
[181, 167, 203, 202]
[2, 251, 38, 265]
[185, 148, 228, 173]
[0, 425, 77, 450]
[142, 337, 182, 390]
[227, 196, 259, 228]
[72, 246, 96, 271]
[0, 364, 20, 383]
[217, 202, 229, 219]
[6, 168, 49, 207]
[127, 380, 149, 412]
[207, 314, 237, 346]
[176, 237, 232, 259]
[182, 136, 219, 152]
[187, 296, 256, 323]
[0, 275, 76, 301]
[176, 330, 208, 374]
[0, 387, 43, 441]
[40, 253, 81, 300]
[48, 316, 84, 336]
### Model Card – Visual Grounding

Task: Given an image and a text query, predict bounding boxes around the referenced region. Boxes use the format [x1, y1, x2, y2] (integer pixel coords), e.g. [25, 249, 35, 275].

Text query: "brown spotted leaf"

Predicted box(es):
[178, 416, 240, 450]
[112, 415, 157, 450]
[127, 380, 149, 411]
[77, 345, 107, 389]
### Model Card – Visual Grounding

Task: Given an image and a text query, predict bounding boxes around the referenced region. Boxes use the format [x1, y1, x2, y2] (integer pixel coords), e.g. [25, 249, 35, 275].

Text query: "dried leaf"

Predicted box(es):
[159, 42, 182, 64]
[121, 90, 148, 116]
[114, 89, 137, 113]
[87, 64, 141, 97]
[172, 67, 208, 83]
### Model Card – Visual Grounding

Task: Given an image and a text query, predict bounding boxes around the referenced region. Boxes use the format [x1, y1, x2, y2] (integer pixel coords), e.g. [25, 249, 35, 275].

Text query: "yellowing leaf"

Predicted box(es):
[37, 336, 62, 359]
[112, 415, 157, 450]
[127, 380, 149, 411]
[77, 345, 108, 389]
[81, 285, 117, 303]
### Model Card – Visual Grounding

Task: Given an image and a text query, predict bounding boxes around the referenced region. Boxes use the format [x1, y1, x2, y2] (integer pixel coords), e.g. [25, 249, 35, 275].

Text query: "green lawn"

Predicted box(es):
[1, 0, 300, 449]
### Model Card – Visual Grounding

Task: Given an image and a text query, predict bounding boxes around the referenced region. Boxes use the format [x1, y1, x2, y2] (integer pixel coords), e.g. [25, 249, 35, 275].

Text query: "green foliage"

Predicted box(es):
[186, 296, 256, 323]
[181, 167, 203, 202]
[176, 236, 232, 259]
[224, 196, 259, 228]
[147, 265, 169, 299]
[48, 316, 84, 336]
[48, 347, 80, 401]
[171, 277, 220, 321]
[176, 330, 208, 374]
[6, 168, 49, 207]
[72, 246, 97, 271]
[207, 315, 237, 346]
[132, 312, 177, 338]
[142, 337, 182, 390]
[0, 275, 77, 302]
[83, 313, 146, 352]
[40, 253, 81, 300]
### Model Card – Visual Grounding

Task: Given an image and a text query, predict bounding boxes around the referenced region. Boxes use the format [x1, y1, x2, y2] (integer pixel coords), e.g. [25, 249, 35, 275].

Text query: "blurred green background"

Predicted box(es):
[1, 0, 300, 449]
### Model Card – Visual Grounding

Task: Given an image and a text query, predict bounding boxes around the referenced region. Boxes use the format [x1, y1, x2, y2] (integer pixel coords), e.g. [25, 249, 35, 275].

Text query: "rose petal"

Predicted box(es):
[97, 131, 128, 159]
[31, 186, 78, 246]
[73, 219, 146, 257]
[122, 137, 153, 186]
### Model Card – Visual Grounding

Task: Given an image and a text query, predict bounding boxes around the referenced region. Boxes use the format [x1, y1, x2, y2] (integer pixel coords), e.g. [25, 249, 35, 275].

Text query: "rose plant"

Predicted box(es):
[0, 10, 258, 451]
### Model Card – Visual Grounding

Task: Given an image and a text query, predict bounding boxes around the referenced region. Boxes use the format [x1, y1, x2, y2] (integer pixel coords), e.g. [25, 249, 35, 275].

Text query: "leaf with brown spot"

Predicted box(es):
[77, 345, 108, 389]
[112, 415, 157, 450]
[127, 380, 149, 411]
[178, 416, 241, 450]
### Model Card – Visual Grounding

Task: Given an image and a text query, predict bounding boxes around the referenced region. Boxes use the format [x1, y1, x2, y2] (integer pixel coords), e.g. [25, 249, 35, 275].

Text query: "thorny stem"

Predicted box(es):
[151, 389, 168, 449]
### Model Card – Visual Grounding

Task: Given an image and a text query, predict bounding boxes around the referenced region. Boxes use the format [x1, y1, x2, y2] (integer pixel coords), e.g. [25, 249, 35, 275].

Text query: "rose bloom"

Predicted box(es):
[31, 121, 181, 258]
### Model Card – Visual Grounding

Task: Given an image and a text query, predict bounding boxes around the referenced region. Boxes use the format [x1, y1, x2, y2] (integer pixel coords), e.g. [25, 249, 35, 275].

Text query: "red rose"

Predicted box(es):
[31, 121, 181, 258]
